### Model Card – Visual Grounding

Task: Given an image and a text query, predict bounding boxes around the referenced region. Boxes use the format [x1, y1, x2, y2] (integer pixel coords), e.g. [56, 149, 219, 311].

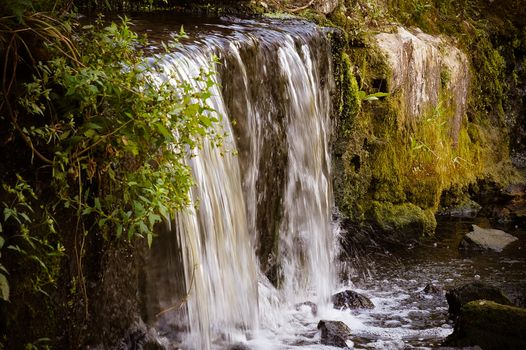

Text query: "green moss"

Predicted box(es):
[445, 300, 526, 349]
[339, 52, 361, 135]
[369, 201, 437, 237]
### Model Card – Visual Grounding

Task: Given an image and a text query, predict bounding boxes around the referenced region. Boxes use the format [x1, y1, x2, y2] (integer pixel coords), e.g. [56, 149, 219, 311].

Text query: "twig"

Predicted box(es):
[155, 263, 198, 318]
[4, 103, 54, 165]
[288, 0, 316, 12]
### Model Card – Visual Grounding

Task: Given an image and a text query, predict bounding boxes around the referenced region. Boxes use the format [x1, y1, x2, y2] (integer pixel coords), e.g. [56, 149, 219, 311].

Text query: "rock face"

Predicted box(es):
[446, 282, 513, 315]
[444, 300, 526, 349]
[317, 320, 352, 348]
[459, 225, 518, 252]
[375, 27, 469, 145]
[332, 290, 374, 310]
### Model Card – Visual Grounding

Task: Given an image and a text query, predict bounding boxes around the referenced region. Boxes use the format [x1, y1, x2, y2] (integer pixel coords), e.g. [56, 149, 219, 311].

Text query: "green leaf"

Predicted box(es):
[0, 273, 9, 301]
[116, 224, 123, 238]
[94, 197, 101, 211]
[19, 212, 31, 223]
[84, 122, 104, 130]
[81, 207, 93, 215]
[147, 233, 153, 248]
[139, 221, 148, 234]
[83, 129, 97, 138]
[155, 123, 173, 139]
[0, 235, 4, 248]
[98, 218, 107, 228]
[148, 213, 161, 227]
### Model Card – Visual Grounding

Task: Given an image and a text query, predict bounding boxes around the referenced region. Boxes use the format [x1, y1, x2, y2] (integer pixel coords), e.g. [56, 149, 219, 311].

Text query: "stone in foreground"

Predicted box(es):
[317, 320, 352, 348]
[446, 282, 513, 315]
[459, 225, 518, 252]
[294, 301, 318, 316]
[332, 290, 374, 310]
[423, 283, 443, 295]
[444, 300, 526, 350]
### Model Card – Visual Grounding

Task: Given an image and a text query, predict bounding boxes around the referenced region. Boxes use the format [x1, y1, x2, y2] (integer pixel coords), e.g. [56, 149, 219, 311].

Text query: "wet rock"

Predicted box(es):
[115, 319, 167, 350]
[228, 344, 251, 350]
[501, 183, 526, 198]
[459, 225, 518, 252]
[438, 199, 481, 218]
[444, 300, 526, 349]
[423, 283, 443, 295]
[314, 0, 339, 14]
[317, 320, 352, 348]
[332, 290, 374, 310]
[446, 282, 513, 315]
[294, 301, 318, 316]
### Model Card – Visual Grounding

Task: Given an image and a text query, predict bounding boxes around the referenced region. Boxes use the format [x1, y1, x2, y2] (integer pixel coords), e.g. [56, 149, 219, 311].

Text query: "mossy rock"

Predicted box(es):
[446, 282, 514, 315]
[444, 300, 526, 350]
[368, 201, 436, 238]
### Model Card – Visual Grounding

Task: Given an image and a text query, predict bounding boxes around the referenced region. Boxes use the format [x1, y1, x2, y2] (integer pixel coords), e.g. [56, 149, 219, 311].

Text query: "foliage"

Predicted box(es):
[23, 17, 218, 236]
[0, 12, 220, 312]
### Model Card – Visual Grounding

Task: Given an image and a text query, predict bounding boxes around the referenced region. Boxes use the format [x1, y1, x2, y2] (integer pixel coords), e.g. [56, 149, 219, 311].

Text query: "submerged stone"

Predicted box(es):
[332, 290, 374, 310]
[459, 225, 518, 252]
[446, 282, 513, 315]
[444, 300, 526, 349]
[317, 320, 352, 348]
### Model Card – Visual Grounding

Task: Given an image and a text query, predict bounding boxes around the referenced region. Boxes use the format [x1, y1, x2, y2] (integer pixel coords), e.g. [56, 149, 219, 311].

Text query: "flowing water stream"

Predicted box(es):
[139, 15, 526, 350]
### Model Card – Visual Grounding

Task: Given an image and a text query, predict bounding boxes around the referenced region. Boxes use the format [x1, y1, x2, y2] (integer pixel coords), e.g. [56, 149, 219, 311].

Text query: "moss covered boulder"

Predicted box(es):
[369, 202, 437, 239]
[444, 300, 526, 350]
[445, 282, 514, 315]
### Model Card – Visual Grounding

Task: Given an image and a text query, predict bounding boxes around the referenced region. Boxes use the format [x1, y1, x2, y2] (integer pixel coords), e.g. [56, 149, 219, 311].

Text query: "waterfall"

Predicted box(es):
[143, 18, 337, 349]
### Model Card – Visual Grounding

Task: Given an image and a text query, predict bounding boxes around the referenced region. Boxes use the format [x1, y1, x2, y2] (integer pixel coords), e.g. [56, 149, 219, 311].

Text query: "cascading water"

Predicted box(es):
[142, 17, 339, 349]
[276, 35, 335, 306]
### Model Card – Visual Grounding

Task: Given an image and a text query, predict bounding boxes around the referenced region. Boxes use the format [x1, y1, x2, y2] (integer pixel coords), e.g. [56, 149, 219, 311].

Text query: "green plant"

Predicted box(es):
[0, 14, 221, 323]
[17, 17, 221, 246]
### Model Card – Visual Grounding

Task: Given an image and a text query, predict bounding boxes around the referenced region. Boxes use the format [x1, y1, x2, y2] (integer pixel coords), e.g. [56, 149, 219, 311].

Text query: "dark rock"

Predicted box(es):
[317, 320, 352, 348]
[446, 282, 514, 315]
[228, 343, 251, 350]
[459, 225, 518, 252]
[332, 290, 374, 310]
[438, 199, 481, 218]
[295, 301, 318, 316]
[423, 283, 442, 295]
[113, 319, 166, 350]
[444, 300, 526, 349]
[502, 183, 525, 198]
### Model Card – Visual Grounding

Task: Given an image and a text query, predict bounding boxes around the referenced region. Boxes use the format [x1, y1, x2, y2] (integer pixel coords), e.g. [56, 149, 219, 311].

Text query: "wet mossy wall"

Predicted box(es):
[325, 0, 526, 239]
